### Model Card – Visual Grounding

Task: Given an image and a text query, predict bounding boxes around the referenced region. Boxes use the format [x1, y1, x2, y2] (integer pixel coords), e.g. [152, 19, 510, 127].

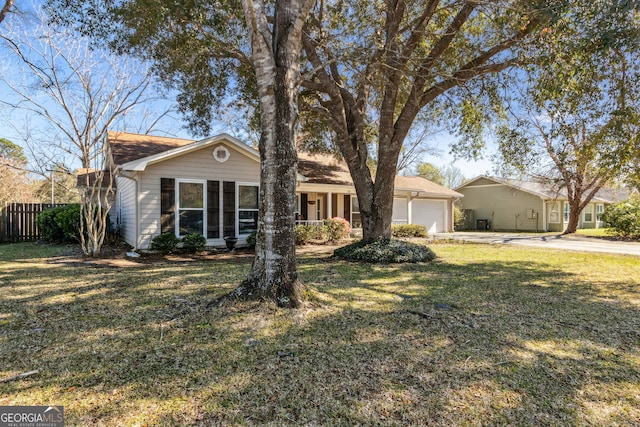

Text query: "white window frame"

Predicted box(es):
[237, 182, 260, 236]
[549, 202, 560, 224]
[175, 179, 207, 237]
[316, 197, 323, 221]
[583, 204, 594, 222]
[596, 204, 605, 223]
[351, 196, 361, 227]
[563, 202, 571, 223]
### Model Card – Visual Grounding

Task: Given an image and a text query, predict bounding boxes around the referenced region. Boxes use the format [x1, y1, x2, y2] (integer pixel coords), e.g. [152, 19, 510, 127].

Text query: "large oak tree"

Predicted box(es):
[46, 0, 312, 306]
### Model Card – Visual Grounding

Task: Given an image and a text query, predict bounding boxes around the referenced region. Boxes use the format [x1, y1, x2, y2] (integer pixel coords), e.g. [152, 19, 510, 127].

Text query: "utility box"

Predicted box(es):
[463, 209, 475, 230]
[477, 219, 490, 231]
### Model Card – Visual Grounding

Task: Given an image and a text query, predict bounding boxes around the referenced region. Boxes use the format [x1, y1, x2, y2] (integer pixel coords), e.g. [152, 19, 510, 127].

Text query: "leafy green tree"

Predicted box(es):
[0, 137, 33, 203]
[495, 2, 640, 234]
[44, 0, 557, 242]
[0, 137, 26, 163]
[231, 0, 313, 308]
[48, 0, 314, 306]
[416, 163, 445, 186]
[46, 1, 638, 245]
[299, 0, 561, 240]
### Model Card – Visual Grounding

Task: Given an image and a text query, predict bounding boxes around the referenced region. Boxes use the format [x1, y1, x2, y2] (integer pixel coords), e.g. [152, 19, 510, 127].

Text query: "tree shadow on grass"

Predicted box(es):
[1, 248, 639, 425]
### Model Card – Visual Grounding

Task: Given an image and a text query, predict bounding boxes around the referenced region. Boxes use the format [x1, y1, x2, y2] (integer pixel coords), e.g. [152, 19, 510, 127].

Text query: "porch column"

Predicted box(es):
[327, 192, 332, 220]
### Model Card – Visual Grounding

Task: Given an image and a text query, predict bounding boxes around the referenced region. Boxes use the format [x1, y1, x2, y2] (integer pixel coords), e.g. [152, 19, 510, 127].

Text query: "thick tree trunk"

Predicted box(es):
[230, 0, 310, 308]
[563, 200, 582, 234]
[562, 182, 603, 235]
[360, 169, 395, 242]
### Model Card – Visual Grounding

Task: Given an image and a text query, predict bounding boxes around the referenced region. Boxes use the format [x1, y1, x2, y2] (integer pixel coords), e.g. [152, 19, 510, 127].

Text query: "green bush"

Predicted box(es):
[246, 231, 257, 248]
[454, 205, 465, 231]
[324, 217, 352, 243]
[392, 224, 428, 238]
[333, 238, 436, 263]
[601, 196, 640, 239]
[181, 233, 206, 253]
[151, 233, 180, 254]
[37, 204, 81, 242]
[295, 225, 317, 245]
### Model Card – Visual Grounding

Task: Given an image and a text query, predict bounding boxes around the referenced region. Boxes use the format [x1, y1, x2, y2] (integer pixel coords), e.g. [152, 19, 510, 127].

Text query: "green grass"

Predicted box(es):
[575, 228, 613, 238]
[1, 241, 639, 426]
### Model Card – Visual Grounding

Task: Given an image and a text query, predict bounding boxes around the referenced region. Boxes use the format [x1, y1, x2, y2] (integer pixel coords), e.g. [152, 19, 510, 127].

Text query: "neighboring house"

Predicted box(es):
[455, 176, 631, 232]
[104, 131, 462, 250]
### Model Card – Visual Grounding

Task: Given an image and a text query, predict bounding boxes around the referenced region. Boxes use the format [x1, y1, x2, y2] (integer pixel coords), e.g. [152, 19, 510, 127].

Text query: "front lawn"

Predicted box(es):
[1, 242, 639, 425]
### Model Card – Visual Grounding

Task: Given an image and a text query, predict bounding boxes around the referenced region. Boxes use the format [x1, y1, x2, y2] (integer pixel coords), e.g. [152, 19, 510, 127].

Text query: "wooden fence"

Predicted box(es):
[0, 203, 69, 243]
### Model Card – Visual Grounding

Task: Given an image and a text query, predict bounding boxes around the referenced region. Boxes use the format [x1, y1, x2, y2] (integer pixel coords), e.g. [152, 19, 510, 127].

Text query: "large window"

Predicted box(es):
[583, 204, 594, 222]
[178, 181, 204, 236]
[351, 196, 361, 228]
[596, 204, 604, 223]
[549, 202, 560, 223]
[563, 202, 571, 223]
[238, 184, 259, 235]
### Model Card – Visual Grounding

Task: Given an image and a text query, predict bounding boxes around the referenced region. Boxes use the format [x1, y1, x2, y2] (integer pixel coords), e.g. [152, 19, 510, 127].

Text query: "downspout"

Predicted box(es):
[408, 191, 419, 225]
[115, 168, 139, 250]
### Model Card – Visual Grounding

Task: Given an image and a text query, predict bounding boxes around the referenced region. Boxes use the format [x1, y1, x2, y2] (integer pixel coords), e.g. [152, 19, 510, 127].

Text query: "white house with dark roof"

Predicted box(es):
[455, 176, 631, 232]
[105, 131, 462, 249]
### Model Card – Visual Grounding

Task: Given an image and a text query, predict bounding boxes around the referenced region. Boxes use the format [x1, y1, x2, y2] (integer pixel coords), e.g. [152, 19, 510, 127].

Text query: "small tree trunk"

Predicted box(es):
[80, 168, 114, 257]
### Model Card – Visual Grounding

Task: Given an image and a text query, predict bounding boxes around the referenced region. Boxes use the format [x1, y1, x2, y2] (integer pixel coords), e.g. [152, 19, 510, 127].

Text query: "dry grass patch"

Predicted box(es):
[1, 242, 639, 425]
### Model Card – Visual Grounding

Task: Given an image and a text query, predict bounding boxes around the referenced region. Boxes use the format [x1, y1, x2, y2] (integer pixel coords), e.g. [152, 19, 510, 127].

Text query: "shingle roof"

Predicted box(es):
[297, 152, 354, 185]
[394, 175, 464, 197]
[459, 175, 631, 203]
[108, 131, 195, 165]
[297, 151, 462, 197]
[106, 132, 462, 198]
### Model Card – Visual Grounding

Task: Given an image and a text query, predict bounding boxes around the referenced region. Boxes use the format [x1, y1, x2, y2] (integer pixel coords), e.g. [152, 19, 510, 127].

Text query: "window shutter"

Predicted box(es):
[223, 181, 236, 237]
[343, 195, 351, 220]
[207, 180, 220, 239]
[160, 178, 175, 233]
[300, 193, 308, 220]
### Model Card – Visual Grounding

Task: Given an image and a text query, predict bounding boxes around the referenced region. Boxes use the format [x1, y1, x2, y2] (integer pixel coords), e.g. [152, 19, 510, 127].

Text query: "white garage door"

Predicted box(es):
[412, 200, 446, 233]
[392, 198, 408, 224]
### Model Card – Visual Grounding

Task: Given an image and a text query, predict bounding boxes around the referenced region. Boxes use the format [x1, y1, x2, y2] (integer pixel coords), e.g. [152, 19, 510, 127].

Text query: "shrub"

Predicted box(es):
[392, 224, 428, 238]
[246, 231, 257, 248]
[454, 205, 466, 231]
[150, 233, 180, 254]
[37, 204, 81, 242]
[601, 195, 640, 239]
[324, 217, 352, 243]
[334, 238, 436, 263]
[295, 225, 319, 245]
[181, 233, 206, 253]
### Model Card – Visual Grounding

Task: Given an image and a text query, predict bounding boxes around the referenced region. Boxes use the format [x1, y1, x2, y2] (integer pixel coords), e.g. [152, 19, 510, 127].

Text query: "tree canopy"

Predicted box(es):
[0, 137, 26, 164]
[44, 0, 640, 241]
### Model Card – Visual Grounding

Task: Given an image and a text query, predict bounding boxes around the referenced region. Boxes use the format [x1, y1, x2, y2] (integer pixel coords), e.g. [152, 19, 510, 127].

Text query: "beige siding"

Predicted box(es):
[137, 143, 260, 249]
[458, 184, 544, 231]
[114, 176, 137, 247]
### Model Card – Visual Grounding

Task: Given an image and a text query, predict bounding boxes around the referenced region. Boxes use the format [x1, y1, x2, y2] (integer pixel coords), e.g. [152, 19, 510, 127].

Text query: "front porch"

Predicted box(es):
[296, 191, 361, 227]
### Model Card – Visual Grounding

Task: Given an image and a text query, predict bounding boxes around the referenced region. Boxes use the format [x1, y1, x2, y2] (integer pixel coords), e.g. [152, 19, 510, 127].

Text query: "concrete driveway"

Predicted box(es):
[434, 231, 640, 256]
